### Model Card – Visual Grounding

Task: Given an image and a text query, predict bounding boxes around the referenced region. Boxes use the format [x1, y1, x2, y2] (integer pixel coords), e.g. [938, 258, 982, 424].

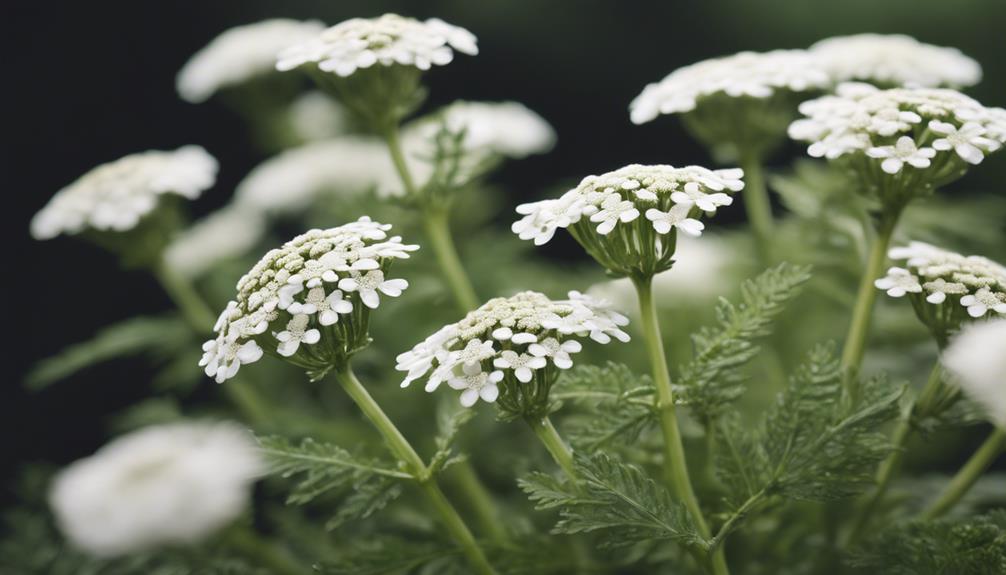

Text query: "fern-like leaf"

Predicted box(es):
[551, 363, 657, 450]
[677, 263, 813, 419]
[520, 453, 704, 549]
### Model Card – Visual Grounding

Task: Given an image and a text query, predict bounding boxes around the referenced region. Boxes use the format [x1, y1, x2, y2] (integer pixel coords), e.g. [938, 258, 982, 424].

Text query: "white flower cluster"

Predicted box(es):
[177, 19, 326, 103]
[31, 146, 218, 240]
[629, 50, 829, 125]
[876, 242, 1006, 318]
[942, 318, 1006, 428]
[809, 34, 982, 89]
[513, 164, 742, 246]
[234, 137, 401, 215]
[201, 217, 418, 382]
[164, 206, 266, 279]
[405, 100, 556, 160]
[49, 421, 262, 557]
[397, 291, 629, 407]
[789, 83, 1006, 171]
[276, 13, 477, 76]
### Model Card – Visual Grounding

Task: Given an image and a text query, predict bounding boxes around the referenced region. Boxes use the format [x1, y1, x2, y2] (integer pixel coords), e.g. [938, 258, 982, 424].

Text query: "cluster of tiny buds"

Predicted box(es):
[397, 291, 629, 408]
[200, 217, 417, 383]
[876, 241, 1006, 321]
[276, 13, 478, 77]
[789, 83, 1006, 174]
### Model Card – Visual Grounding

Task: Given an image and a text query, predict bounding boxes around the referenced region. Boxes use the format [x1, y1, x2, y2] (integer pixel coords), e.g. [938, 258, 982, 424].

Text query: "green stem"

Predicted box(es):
[923, 427, 1006, 520]
[738, 152, 773, 261]
[449, 462, 508, 544]
[840, 213, 900, 404]
[633, 276, 728, 575]
[708, 488, 768, 554]
[846, 363, 944, 543]
[423, 207, 480, 312]
[381, 124, 479, 314]
[333, 365, 497, 575]
[153, 258, 216, 334]
[526, 415, 577, 480]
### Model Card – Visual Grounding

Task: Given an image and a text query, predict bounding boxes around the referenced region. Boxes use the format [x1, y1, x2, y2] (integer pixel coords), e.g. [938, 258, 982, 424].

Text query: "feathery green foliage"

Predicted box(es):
[677, 263, 813, 419]
[520, 453, 704, 549]
[257, 435, 410, 529]
[316, 538, 463, 575]
[25, 315, 193, 390]
[851, 511, 1006, 574]
[428, 401, 475, 473]
[551, 362, 656, 450]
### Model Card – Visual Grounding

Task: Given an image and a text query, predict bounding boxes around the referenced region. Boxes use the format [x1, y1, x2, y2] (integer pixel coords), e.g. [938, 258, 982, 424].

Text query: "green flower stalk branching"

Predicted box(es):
[922, 428, 1006, 520]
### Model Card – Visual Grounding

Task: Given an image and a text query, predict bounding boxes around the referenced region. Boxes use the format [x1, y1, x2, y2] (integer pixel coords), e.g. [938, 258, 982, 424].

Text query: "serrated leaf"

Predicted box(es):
[520, 453, 704, 550]
[428, 401, 475, 474]
[551, 363, 657, 450]
[257, 435, 410, 529]
[25, 315, 192, 390]
[316, 538, 461, 575]
[677, 263, 813, 419]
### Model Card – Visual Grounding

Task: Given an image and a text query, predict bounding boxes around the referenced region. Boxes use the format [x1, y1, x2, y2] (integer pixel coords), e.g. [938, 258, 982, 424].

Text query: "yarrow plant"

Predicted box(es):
[876, 242, 1006, 343]
[48, 421, 262, 557]
[513, 163, 742, 277]
[22, 13, 1006, 575]
[200, 217, 416, 382]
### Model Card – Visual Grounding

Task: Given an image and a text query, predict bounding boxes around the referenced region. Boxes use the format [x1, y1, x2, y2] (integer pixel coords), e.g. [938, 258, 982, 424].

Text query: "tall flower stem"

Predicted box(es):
[633, 276, 728, 575]
[333, 365, 497, 575]
[526, 415, 577, 480]
[846, 363, 943, 544]
[841, 212, 900, 404]
[382, 125, 479, 312]
[381, 124, 502, 540]
[738, 151, 773, 260]
[153, 259, 273, 426]
[922, 427, 1006, 520]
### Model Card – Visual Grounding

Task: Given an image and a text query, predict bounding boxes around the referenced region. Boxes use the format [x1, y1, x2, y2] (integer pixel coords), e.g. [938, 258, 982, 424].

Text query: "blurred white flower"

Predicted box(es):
[587, 235, 733, 312]
[630, 50, 829, 125]
[286, 91, 350, 141]
[398, 291, 629, 407]
[866, 136, 937, 174]
[404, 100, 556, 159]
[202, 217, 418, 382]
[164, 206, 265, 279]
[31, 146, 217, 240]
[233, 137, 400, 215]
[809, 34, 981, 88]
[49, 421, 262, 557]
[277, 14, 477, 76]
[942, 319, 1006, 428]
[177, 19, 326, 103]
[874, 267, 923, 297]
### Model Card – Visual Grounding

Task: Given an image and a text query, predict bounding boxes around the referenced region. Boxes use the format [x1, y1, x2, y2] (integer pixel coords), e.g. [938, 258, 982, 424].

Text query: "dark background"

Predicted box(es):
[7, 0, 1006, 498]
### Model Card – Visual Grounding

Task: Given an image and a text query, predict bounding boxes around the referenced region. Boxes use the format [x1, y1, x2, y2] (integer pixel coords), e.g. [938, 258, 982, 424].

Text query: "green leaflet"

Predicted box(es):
[519, 453, 704, 550]
[256, 435, 410, 530]
[551, 362, 656, 450]
[25, 314, 194, 390]
[677, 262, 813, 419]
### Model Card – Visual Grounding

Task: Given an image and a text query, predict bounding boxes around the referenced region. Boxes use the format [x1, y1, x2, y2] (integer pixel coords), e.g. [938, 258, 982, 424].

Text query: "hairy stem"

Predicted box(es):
[526, 415, 577, 480]
[738, 152, 773, 261]
[923, 427, 1006, 520]
[841, 213, 900, 404]
[847, 363, 943, 543]
[334, 365, 497, 575]
[633, 276, 729, 575]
